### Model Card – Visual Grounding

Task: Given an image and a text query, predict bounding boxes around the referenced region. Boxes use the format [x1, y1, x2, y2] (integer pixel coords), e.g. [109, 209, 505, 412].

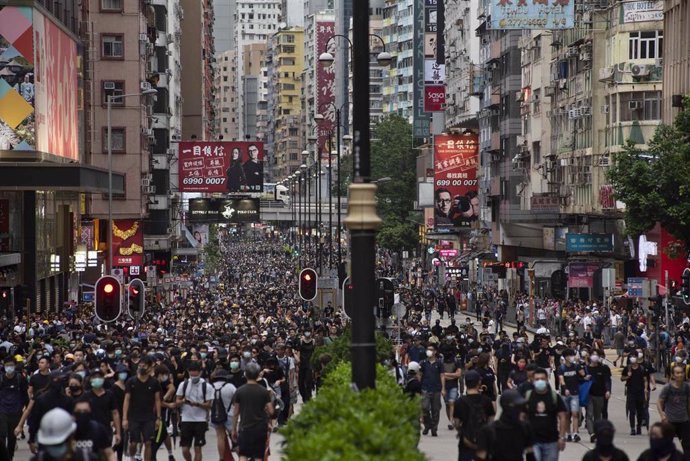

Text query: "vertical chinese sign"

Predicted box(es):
[315, 20, 335, 160]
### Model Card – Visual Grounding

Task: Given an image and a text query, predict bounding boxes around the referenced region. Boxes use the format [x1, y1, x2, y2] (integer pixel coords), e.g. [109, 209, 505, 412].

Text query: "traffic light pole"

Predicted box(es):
[345, 0, 382, 391]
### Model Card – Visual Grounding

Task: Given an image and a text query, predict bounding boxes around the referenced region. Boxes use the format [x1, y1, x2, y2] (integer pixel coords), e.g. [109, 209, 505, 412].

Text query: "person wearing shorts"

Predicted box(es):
[232, 363, 274, 461]
[557, 349, 586, 442]
[123, 357, 162, 461]
[442, 350, 462, 431]
[176, 361, 212, 461]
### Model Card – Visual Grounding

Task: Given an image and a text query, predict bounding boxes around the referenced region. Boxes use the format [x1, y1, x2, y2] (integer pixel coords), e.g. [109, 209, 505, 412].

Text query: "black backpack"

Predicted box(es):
[210, 383, 228, 425]
[458, 395, 488, 448]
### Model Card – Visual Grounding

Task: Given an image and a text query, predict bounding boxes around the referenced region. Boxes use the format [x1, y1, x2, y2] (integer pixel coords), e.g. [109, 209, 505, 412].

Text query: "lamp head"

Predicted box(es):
[318, 52, 335, 68]
[307, 135, 318, 143]
[300, 164, 307, 170]
[301, 150, 310, 158]
[141, 88, 158, 96]
[376, 51, 393, 67]
[314, 113, 325, 122]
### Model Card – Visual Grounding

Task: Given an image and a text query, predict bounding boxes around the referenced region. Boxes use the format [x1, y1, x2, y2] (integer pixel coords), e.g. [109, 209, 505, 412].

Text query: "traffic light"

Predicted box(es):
[95, 276, 122, 323]
[0, 288, 10, 315]
[342, 277, 354, 318]
[377, 278, 396, 318]
[299, 268, 318, 301]
[682, 268, 690, 305]
[127, 278, 146, 320]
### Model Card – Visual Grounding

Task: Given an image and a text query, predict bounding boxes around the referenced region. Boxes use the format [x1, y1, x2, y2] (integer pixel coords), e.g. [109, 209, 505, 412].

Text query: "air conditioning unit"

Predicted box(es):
[141, 81, 152, 91]
[141, 178, 151, 187]
[631, 64, 651, 77]
[558, 79, 567, 89]
[566, 47, 579, 57]
[629, 100, 642, 110]
[143, 185, 156, 194]
[141, 127, 154, 136]
[139, 33, 148, 42]
[598, 67, 614, 81]
[103, 81, 116, 90]
[568, 109, 579, 119]
[601, 104, 609, 114]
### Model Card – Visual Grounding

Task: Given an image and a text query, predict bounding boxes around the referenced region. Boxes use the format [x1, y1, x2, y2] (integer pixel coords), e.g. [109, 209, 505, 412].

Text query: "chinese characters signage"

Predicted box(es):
[413, 0, 431, 138]
[422, 0, 445, 113]
[565, 233, 614, 252]
[112, 220, 144, 267]
[0, 199, 8, 251]
[530, 193, 560, 212]
[315, 20, 335, 160]
[568, 262, 600, 288]
[178, 141, 264, 193]
[623, 1, 663, 22]
[599, 185, 615, 209]
[434, 134, 479, 230]
[188, 198, 260, 224]
[489, 0, 574, 29]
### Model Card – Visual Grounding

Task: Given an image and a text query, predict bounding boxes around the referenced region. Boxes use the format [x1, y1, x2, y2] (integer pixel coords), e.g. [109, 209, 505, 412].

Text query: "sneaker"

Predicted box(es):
[573, 434, 581, 442]
[168, 456, 176, 461]
[566, 434, 573, 442]
[630, 429, 636, 436]
[448, 424, 454, 430]
[423, 428, 430, 436]
[431, 431, 438, 437]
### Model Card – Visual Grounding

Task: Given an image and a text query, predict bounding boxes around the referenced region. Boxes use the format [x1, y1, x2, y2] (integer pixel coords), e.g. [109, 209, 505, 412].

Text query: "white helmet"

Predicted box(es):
[38, 408, 76, 445]
[407, 361, 421, 373]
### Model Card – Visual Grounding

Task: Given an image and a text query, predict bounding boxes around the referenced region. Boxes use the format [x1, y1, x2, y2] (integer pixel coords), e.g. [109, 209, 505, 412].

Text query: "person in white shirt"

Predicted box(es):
[209, 369, 237, 461]
[176, 361, 212, 461]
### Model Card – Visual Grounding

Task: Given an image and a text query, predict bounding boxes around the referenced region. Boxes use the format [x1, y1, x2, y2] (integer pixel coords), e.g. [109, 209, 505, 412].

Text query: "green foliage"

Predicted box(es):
[377, 215, 420, 253]
[311, 327, 394, 379]
[607, 96, 690, 245]
[201, 225, 222, 276]
[281, 362, 425, 461]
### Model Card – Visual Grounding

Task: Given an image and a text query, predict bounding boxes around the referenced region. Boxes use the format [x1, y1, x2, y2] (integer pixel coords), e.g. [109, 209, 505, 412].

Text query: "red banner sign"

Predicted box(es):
[315, 20, 336, 160]
[178, 141, 264, 193]
[433, 134, 479, 228]
[112, 219, 144, 267]
[424, 84, 446, 112]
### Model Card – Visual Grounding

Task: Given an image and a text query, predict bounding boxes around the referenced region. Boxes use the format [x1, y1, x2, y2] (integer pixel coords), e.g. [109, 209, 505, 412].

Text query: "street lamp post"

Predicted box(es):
[107, 89, 157, 274]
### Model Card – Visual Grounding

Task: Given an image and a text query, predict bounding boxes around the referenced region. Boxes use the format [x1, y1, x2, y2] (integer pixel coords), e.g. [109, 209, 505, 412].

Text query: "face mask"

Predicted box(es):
[638, 352, 643, 359]
[243, 351, 251, 359]
[230, 361, 240, 370]
[45, 443, 69, 459]
[200, 352, 207, 359]
[534, 379, 548, 392]
[517, 362, 526, 370]
[629, 357, 638, 364]
[75, 412, 91, 426]
[76, 371, 86, 378]
[69, 385, 81, 394]
[160, 375, 169, 382]
[118, 372, 128, 382]
[250, 339, 257, 345]
[191, 376, 201, 384]
[138, 367, 148, 375]
[90, 378, 105, 389]
[304, 332, 311, 337]
[5, 366, 15, 375]
[628, 341, 635, 347]
[590, 355, 600, 363]
[426, 350, 434, 358]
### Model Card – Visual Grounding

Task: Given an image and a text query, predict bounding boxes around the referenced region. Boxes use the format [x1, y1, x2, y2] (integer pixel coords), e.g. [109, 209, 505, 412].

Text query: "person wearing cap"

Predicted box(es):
[84, 369, 122, 451]
[175, 361, 211, 461]
[454, 370, 495, 461]
[123, 356, 162, 461]
[0, 356, 28, 461]
[31, 408, 99, 461]
[581, 420, 629, 461]
[476, 390, 535, 461]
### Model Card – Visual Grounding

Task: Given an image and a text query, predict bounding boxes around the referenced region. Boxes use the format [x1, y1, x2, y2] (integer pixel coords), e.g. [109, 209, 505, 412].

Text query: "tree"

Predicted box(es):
[201, 224, 222, 275]
[607, 96, 690, 247]
[370, 115, 418, 252]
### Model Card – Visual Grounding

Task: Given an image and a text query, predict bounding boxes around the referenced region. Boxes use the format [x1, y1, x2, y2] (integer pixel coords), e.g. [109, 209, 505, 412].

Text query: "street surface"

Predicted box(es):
[12, 315, 656, 461]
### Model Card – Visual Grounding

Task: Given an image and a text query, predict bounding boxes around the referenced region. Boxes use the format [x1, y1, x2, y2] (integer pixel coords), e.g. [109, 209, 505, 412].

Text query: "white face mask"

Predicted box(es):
[590, 355, 600, 363]
[426, 350, 434, 358]
[629, 357, 638, 364]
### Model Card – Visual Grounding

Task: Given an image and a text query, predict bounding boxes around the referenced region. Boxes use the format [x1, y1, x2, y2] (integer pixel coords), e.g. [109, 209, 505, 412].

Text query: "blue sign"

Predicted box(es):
[566, 233, 614, 252]
[627, 277, 644, 297]
[82, 292, 94, 302]
[489, 0, 574, 29]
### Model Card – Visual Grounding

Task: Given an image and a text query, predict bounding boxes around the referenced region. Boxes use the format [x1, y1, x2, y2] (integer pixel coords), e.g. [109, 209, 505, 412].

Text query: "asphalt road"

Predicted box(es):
[13, 315, 658, 460]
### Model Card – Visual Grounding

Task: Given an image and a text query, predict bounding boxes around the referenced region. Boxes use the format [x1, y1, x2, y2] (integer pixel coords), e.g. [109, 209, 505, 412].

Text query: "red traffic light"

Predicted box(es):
[303, 273, 312, 282]
[95, 276, 122, 323]
[1, 291, 7, 299]
[129, 286, 140, 295]
[299, 268, 318, 301]
[104, 283, 114, 294]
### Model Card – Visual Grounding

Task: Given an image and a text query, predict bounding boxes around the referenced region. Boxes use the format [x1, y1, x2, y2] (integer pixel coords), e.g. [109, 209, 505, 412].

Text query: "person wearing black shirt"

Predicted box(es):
[525, 368, 567, 461]
[228, 354, 248, 389]
[622, 352, 649, 435]
[231, 363, 273, 461]
[586, 352, 611, 443]
[72, 397, 115, 461]
[122, 357, 162, 461]
[454, 370, 495, 461]
[84, 370, 121, 447]
[296, 332, 315, 403]
[28, 356, 51, 400]
[582, 420, 630, 461]
[476, 390, 534, 461]
[556, 350, 586, 442]
[21, 371, 74, 453]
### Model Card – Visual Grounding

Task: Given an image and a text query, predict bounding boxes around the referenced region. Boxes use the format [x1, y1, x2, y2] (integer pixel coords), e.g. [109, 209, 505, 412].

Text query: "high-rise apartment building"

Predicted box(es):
[381, 0, 414, 121]
[662, 0, 689, 123]
[216, 49, 240, 141]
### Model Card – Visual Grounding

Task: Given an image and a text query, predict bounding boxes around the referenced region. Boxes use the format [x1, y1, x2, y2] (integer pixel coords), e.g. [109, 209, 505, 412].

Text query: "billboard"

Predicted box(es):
[315, 20, 335, 160]
[424, 85, 446, 112]
[434, 134, 479, 229]
[623, 1, 663, 22]
[566, 233, 614, 252]
[112, 219, 144, 267]
[489, 0, 574, 29]
[191, 224, 209, 248]
[188, 198, 260, 223]
[178, 141, 264, 193]
[413, 0, 431, 139]
[0, 7, 78, 159]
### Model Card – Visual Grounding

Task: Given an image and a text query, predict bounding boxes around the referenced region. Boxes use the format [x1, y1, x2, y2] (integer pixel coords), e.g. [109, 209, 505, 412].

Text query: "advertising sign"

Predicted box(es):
[191, 224, 209, 248]
[315, 20, 335, 160]
[489, 0, 574, 29]
[424, 60, 445, 84]
[413, 0, 431, 139]
[566, 233, 614, 252]
[623, 1, 663, 22]
[0, 199, 8, 251]
[434, 134, 479, 229]
[178, 141, 264, 193]
[112, 220, 144, 267]
[188, 198, 260, 224]
[599, 184, 615, 209]
[34, 10, 79, 160]
[424, 84, 445, 112]
[568, 262, 600, 288]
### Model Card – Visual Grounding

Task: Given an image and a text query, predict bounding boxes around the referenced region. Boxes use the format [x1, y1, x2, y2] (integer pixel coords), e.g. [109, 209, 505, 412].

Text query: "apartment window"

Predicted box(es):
[532, 141, 541, 165]
[102, 34, 124, 59]
[533, 36, 542, 60]
[628, 31, 663, 60]
[290, 152, 298, 161]
[619, 91, 661, 121]
[100, 0, 123, 12]
[102, 127, 126, 153]
[101, 80, 125, 105]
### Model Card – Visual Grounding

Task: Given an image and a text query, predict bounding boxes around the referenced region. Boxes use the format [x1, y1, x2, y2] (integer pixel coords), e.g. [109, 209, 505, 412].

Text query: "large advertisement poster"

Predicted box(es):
[112, 219, 144, 267]
[179, 141, 264, 193]
[0, 6, 35, 151]
[315, 20, 335, 160]
[191, 224, 209, 248]
[434, 134, 479, 229]
[188, 198, 260, 223]
[34, 10, 79, 160]
[490, 0, 574, 29]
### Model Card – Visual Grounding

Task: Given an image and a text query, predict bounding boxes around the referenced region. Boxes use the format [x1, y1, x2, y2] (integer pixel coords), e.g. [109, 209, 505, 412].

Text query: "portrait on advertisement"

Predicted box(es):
[433, 134, 479, 229]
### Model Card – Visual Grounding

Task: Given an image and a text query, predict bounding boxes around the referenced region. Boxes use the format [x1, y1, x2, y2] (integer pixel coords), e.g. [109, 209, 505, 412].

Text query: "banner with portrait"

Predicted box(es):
[433, 134, 479, 230]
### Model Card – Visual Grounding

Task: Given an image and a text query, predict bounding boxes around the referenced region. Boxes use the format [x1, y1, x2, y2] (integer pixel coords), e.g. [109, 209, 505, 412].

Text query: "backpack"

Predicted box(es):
[181, 379, 208, 402]
[210, 383, 228, 425]
[457, 395, 489, 448]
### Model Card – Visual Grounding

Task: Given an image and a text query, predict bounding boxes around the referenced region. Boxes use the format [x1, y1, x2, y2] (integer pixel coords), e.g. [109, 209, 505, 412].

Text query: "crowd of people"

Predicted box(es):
[2, 230, 690, 461]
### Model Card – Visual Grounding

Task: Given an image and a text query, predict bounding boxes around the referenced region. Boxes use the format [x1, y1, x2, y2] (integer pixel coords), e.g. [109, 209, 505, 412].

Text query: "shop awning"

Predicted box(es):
[0, 163, 124, 194]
